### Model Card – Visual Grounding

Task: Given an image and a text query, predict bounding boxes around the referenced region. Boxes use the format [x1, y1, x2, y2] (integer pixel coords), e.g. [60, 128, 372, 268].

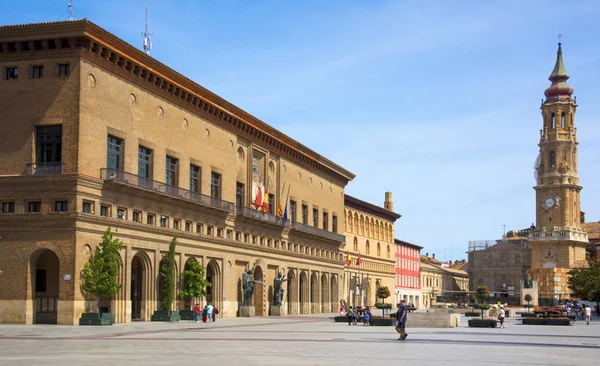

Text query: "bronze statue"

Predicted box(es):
[273, 271, 287, 306]
[242, 269, 261, 307]
[523, 272, 533, 289]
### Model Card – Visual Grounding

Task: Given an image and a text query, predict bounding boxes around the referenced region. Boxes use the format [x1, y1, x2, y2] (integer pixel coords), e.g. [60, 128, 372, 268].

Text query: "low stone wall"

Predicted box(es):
[406, 312, 461, 328]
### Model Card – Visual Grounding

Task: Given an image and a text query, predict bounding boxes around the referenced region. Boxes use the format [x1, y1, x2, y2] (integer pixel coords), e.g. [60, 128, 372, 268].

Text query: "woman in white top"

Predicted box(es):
[499, 306, 506, 329]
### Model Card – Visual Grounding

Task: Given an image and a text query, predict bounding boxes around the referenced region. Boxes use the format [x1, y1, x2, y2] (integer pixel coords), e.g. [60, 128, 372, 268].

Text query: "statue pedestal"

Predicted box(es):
[271, 305, 287, 316]
[520, 280, 539, 307]
[240, 306, 255, 317]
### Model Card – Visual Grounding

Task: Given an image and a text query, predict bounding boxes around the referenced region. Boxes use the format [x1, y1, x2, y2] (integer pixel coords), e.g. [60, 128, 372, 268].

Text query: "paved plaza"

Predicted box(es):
[0, 314, 599, 366]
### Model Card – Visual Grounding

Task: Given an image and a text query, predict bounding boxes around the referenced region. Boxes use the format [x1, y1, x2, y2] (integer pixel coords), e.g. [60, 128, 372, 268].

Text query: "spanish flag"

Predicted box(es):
[346, 253, 352, 266]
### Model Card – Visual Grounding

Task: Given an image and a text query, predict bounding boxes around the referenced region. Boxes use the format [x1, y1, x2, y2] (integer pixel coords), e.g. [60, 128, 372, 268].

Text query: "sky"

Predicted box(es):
[2, 0, 599, 261]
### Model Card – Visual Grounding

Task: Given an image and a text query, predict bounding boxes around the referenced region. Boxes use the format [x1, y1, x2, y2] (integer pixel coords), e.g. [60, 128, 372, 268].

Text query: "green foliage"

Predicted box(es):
[468, 294, 477, 304]
[375, 303, 392, 309]
[568, 259, 600, 302]
[82, 228, 123, 298]
[377, 286, 391, 300]
[524, 294, 533, 302]
[179, 259, 211, 299]
[160, 237, 177, 311]
[476, 285, 490, 302]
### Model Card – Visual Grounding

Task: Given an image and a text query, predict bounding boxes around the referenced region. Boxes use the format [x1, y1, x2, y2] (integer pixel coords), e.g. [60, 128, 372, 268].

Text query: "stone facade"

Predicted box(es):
[0, 20, 356, 324]
[343, 193, 400, 307]
[420, 254, 468, 308]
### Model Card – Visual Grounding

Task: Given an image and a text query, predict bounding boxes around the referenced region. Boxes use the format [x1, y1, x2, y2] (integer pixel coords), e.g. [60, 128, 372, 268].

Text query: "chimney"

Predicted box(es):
[384, 192, 394, 211]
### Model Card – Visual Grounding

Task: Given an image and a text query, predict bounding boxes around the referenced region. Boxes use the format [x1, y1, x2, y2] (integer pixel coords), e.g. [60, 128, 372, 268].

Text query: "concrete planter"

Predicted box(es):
[522, 318, 570, 326]
[179, 310, 195, 321]
[468, 319, 498, 328]
[79, 312, 114, 326]
[151, 310, 180, 322]
[370, 318, 394, 326]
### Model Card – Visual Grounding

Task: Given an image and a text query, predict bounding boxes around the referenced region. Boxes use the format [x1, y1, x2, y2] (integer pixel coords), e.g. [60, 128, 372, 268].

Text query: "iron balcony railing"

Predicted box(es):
[101, 168, 234, 213]
[291, 221, 345, 243]
[236, 206, 290, 227]
[25, 162, 63, 175]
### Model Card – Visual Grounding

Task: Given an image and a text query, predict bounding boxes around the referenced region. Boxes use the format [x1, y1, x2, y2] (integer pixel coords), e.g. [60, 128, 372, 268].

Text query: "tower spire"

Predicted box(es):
[544, 38, 574, 103]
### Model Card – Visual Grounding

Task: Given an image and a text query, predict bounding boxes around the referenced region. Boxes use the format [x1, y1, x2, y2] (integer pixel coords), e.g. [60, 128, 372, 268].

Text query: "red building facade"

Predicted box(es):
[394, 239, 423, 306]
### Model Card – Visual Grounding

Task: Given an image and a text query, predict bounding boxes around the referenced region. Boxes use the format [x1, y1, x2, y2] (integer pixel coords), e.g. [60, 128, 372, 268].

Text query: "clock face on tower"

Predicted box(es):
[544, 197, 556, 209]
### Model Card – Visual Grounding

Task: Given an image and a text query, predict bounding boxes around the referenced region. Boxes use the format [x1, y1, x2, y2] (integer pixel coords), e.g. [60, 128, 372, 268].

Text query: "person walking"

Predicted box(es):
[347, 307, 353, 326]
[352, 307, 358, 326]
[212, 307, 218, 322]
[206, 302, 214, 323]
[498, 306, 506, 329]
[585, 305, 592, 325]
[193, 303, 200, 323]
[395, 300, 408, 340]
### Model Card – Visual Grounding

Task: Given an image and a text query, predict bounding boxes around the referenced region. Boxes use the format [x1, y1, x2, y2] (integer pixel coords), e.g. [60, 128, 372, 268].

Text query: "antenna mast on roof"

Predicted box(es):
[68, 1, 73, 21]
[142, 0, 153, 55]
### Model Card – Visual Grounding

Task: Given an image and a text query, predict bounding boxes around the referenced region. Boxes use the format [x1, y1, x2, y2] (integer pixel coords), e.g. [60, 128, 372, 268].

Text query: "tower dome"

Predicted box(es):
[544, 42, 574, 103]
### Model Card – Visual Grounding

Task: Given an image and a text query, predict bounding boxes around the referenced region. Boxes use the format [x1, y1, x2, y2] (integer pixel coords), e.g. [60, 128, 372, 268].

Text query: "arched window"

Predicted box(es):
[353, 237, 358, 252]
[360, 216, 365, 235]
[561, 112, 565, 128]
[386, 245, 391, 258]
[366, 240, 370, 255]
[551, 113, 556, 129]
[377, 242, 381, 256]
[550, 151, 556, 168]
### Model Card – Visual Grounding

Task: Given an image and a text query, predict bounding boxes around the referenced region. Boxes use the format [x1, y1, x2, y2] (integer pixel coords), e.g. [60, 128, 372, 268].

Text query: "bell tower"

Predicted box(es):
[529, 40, 588, 305]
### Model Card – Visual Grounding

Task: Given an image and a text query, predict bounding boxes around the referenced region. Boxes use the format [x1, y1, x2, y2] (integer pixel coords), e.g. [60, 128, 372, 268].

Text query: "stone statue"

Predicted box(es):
[242, 269, 262, 307]
[523, 273, 533, 289]
[273, 271, 288, 306]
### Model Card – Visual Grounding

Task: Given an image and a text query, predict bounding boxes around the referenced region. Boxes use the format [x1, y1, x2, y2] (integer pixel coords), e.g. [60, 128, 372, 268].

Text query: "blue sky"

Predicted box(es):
[3, 0, 599, 261]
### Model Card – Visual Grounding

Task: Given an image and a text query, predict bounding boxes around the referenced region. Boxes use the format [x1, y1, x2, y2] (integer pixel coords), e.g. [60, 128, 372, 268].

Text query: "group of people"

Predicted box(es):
[565, 302, 594, 325]
[341, 306, 372, 325]
[193, 302, 219, 323]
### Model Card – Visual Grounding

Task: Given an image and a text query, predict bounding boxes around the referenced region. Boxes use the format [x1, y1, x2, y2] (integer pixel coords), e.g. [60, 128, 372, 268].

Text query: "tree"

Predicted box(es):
[568, 259, 600, 303]
[179, 259, 211, 308]
[475, 285, 490, 319]
[81, 228, 123, 312]
[524, 294, 533, 313]
[160, 237, 177, 312]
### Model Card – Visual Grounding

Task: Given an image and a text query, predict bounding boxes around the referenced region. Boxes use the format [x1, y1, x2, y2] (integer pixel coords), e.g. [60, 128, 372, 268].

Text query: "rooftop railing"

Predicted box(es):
[291, 221, 345, 243]
[236, 206, 290, 227]
[101, 168, 234, 213]
[25, 162, 63, 175]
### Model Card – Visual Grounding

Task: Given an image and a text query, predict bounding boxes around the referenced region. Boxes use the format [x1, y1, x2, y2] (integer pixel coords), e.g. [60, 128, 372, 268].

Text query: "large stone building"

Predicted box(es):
[343, 193, 400, 307]
[468, 233, 531, 305]
[420, 253, 468, 308]
[394, 239, 422, 307]
[528, 41, 589, 305]
[0, 20, 357, 324]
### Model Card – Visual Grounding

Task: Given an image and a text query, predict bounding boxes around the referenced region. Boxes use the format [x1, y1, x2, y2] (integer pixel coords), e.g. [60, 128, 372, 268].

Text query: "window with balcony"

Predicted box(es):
[32, 65, 43, 79]
[58, 63, 70, 77]
[301, 204, 308, 224]
[210, 172, 221, 199]
[165, 156, 178, 187]
[322, 212, 329, 231]
[36, 125, 62, 165]
[54, 201, 68, 212]
[236, 182, 244, 207]
[312, 208, 319, 228]
[138, 146, 153, 181]
[190, 164, 201, 193]
[107, 135, 123, 170]
[1, 202, 15, 213]
[28, 201, 41, 213]
[290, 200, 297, 223]
[332, 215, 337, 233]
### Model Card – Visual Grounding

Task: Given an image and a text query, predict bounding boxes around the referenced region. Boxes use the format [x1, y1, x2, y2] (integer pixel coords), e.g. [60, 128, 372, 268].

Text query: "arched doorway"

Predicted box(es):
[131, 252, 151, 321]
[253, 266, 264, 316]
[321, 274, 329, 313]
[206, 260, 222, 315]
[330, 275, 338, 311]
[286, 269, 296, 315]
[299, 271, 308, 314]
[310, 272, 319, 313]
[30, 249, 59, 324]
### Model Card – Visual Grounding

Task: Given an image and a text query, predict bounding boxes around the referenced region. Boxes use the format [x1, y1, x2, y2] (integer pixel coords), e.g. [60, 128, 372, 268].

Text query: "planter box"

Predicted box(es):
[179, 310, 195, 321]
[468, 319, 497, 328]
[151, 310, 180, 322]
[333, 316, 349, 322]
[520, 313, 536, 318]
[370, 318, 394, 326]
[79, 312, 114, 326]
[465, 312, 481, 317]
[522, 318, 571, 326]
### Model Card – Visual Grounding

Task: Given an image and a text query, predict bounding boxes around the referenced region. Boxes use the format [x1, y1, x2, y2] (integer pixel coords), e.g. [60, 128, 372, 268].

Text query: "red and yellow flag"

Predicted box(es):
[346, 253, 353, 266]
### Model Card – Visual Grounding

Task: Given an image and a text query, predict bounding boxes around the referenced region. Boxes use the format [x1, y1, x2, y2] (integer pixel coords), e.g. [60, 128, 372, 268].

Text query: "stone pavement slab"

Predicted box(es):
[0, 314, 599, 366]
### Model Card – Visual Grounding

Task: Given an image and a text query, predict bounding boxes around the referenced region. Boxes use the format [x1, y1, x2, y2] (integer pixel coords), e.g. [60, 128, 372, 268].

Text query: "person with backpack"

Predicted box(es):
[212, 307, 219, 322]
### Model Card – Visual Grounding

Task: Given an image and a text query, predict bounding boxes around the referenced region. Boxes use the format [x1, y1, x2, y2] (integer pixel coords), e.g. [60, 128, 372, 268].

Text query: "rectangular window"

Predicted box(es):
[323, 212, 329, 231]
[107, 135, 123, 170]
[147, 213, 155, 225]
[301, 204, 308, 224]
[35, 269, 47, 292]
[217, 228, 223, 238]
[173, 219, 180, 230]
[290, 200, 297, 223]
[332, 215, 337, 233]
[100, 205, 110, 217]
[1, 202, 15, 213]
[210, 172, 221, 199]
[138, 146, 153, 181]
[32, 65, 43, 79]
[236, 182, 244, 207]
[190, 164, 201, 193]
[207, 226, 214, 236]
[132, 211, 141, 223]
[58, 63, 69, 77]
[196, 223, 204, 234]
[312, 208, 319, 228]
[160, 216, 168, 228]
[268, 194, 274, 215]
[82, 201, 93, 214]
[117, 208, 126, 220]
[165, 156, 178, 187]
[36, 125, 62, 164]
[54, 201, 68, 212]
[5, 67, 18, 80]
[28, 201, 41, 213]
[185, 221, 191, 232]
